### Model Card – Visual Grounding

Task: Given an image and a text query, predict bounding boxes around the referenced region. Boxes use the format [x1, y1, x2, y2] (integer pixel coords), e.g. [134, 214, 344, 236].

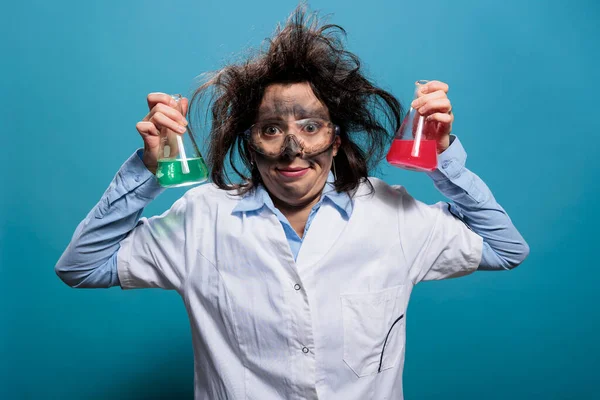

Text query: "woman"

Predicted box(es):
[56, 8, 529, 400]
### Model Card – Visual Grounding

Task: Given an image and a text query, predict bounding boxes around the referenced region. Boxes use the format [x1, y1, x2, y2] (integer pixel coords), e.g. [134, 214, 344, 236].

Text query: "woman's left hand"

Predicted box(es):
[410, 80, 453, 154]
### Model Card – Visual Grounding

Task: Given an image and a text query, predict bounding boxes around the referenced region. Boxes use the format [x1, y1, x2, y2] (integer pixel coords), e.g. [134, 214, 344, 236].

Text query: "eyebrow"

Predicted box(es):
[257, 103, 330, 121]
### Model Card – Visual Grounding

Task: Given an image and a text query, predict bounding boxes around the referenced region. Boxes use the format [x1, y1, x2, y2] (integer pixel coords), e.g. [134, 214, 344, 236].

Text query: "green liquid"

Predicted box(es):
[156, 157, 209, 188]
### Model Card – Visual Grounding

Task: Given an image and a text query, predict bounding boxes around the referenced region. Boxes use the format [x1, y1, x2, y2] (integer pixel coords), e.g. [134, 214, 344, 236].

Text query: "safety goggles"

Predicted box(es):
[244, 118, 340, 158]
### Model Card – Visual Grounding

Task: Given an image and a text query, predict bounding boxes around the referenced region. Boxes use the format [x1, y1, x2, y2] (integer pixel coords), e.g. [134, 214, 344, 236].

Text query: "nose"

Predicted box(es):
[281, 135, 303, 159]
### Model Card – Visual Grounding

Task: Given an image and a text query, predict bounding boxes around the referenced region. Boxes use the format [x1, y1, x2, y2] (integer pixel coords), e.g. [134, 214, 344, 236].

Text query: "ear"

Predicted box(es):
[332, 135, 341, 157]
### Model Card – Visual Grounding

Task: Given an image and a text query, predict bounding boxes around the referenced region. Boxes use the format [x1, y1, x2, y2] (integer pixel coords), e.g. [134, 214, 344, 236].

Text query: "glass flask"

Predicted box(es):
[386, 80, 438, 172]
[156, 94, 209, 188]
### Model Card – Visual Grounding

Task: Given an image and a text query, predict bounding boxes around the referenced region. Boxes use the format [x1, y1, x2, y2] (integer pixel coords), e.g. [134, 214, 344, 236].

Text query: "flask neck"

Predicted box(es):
[412, 80, 429, 100]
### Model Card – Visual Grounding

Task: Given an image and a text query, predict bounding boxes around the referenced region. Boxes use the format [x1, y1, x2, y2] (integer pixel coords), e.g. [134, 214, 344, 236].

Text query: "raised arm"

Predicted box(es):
[55, 150, 163, 287]
[56, 92, 192, 289]
[427, 135, 530, 270]
[408, 80, 529, 270]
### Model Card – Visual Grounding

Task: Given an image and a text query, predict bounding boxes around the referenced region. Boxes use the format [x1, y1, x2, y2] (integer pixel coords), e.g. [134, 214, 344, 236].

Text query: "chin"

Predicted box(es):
[279, 184, 310, 198]
[275, 183, 314, 202]
[263, 168, 326, 205]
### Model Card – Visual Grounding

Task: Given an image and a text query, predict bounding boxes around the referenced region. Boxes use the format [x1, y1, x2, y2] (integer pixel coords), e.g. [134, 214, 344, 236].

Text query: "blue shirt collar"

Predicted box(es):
[232, 172, 353, 219]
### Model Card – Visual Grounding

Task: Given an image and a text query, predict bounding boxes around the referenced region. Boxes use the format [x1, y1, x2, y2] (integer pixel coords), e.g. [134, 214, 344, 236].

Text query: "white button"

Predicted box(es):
[294, 284, 301, 291]
[302, 347, 309, 354]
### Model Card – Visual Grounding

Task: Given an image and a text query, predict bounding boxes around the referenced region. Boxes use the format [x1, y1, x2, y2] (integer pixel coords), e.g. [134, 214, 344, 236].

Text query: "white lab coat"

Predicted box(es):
[117, 177, 483, 400]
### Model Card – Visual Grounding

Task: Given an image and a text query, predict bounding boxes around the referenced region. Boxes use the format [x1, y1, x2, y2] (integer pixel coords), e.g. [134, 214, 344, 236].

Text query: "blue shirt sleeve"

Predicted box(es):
[55, 150, 164, 288]
[426, 135, 530, 270]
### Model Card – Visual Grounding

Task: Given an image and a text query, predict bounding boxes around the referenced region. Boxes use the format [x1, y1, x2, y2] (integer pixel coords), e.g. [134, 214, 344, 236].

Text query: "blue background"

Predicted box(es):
[2, 0, 599, 398]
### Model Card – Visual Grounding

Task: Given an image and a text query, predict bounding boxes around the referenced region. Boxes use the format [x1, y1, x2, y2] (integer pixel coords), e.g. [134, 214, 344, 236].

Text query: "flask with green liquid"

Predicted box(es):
[156, 94, 209, 188]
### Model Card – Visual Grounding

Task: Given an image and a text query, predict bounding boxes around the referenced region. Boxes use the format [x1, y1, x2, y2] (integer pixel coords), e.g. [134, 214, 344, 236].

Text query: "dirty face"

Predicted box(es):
[252, 82, 340, 208]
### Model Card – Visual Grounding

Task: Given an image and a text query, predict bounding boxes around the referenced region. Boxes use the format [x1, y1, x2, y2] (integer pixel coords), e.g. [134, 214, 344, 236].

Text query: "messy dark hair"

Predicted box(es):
[189, 5, 402, 194]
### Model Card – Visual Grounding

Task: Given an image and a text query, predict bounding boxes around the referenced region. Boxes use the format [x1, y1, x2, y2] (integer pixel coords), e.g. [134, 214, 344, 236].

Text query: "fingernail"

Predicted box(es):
[411, 100, 417, 108]
[178, 125, 186, 133]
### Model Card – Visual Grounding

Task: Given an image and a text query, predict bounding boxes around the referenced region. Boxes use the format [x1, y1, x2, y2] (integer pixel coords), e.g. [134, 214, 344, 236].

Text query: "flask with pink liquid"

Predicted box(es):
[386, 80, 438, 172]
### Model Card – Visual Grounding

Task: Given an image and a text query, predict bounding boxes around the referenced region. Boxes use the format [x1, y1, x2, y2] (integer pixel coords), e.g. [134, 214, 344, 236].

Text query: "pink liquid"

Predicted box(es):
[386, 139, 438, 172]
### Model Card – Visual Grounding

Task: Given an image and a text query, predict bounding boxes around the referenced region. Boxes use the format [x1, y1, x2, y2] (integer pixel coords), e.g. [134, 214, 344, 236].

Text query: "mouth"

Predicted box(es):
[276, 166, 310, 178]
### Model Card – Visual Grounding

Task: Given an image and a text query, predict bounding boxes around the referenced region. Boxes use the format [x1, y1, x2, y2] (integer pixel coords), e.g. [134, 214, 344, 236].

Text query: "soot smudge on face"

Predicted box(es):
[257, 100, 329, 122]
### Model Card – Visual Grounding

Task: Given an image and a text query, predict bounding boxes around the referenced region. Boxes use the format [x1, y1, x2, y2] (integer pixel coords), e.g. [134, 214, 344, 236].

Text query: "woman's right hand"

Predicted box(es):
[136, 93, 189, 173]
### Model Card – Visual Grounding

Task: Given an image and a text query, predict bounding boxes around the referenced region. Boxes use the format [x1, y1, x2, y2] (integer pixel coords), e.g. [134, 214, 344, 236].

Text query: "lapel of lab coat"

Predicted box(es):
[295, 201, 349, 271]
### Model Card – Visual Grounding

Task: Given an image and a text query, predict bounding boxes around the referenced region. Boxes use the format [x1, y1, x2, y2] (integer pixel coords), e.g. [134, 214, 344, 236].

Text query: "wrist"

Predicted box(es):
[141, 151, 158, 175]
[436, 135, 451, 154]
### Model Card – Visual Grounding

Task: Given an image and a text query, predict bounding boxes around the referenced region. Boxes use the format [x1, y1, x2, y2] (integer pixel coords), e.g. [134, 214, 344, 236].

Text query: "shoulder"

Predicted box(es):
[176, 183, 244, 214]
[355, 177, 443, 218]
[184, 182, 237, 199]
[354, 177, 406, 204]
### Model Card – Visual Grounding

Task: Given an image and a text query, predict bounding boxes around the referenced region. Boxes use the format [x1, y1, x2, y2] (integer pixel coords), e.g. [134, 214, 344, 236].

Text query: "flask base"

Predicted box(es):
[386, 139, 438, 172]
[156, 158, 209, 188]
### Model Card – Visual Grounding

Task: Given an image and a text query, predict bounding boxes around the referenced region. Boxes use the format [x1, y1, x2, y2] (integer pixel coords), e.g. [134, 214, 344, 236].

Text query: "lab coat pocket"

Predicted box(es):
[341, 285, 405, 377]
